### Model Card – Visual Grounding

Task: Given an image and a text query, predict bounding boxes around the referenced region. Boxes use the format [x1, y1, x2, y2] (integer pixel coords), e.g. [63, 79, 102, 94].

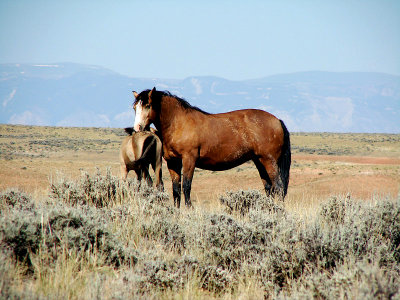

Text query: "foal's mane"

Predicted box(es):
[135, 89, 210, 115]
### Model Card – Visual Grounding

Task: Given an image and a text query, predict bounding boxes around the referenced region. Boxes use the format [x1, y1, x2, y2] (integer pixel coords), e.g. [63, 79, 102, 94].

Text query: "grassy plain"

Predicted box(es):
[1, 124, 399, 299]
[1, 125, 399, 213]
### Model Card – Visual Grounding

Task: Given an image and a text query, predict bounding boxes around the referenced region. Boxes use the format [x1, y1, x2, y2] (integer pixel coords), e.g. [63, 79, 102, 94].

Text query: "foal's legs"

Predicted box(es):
[135, 169, 143, 182]
[167, 159, 182, 208]
[151, 160, 163, 190]
[253, 157, 283, 197]
[134, 167, 153, 186]
[142, 166, 153, 186]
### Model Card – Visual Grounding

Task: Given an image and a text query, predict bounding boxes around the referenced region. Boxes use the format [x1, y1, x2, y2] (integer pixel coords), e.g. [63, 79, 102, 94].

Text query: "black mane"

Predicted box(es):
[134, 89, 210, 115]
[133, 89, 152, 106]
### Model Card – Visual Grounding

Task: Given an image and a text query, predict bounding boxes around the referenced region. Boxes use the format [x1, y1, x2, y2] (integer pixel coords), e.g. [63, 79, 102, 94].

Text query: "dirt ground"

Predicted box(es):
[1, 125, 399, 213]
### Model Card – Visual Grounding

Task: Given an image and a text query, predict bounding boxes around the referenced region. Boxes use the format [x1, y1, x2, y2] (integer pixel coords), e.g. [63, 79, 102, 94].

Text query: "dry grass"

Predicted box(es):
[1, 124, 399, 216]
[1, 174, 399, 299]
[0, 125, 400, 298]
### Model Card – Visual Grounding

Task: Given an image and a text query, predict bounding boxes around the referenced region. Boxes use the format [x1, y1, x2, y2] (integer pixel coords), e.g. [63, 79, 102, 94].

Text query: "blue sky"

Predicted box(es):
[0, 0, 399, 80]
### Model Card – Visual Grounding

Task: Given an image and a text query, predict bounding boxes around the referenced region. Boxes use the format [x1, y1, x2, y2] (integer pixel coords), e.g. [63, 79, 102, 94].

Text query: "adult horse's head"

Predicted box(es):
[133, 87, 158, 132]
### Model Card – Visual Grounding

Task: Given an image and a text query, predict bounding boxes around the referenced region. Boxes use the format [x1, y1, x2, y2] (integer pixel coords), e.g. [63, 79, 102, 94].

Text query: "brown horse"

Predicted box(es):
[120, 128, 163, 190]
[133, 88, 291, 207]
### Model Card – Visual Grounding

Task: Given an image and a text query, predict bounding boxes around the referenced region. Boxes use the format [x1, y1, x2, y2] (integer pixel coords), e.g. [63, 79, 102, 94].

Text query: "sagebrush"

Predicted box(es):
[1, 171, 399, 299]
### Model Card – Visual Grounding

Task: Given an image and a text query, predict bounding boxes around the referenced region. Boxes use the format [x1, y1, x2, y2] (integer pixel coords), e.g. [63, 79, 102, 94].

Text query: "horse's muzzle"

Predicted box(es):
[134, 124, 143, 132]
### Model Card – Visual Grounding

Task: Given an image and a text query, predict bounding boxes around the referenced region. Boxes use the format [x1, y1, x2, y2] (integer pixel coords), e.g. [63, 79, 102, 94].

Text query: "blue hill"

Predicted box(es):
[1, 63, 399, 132]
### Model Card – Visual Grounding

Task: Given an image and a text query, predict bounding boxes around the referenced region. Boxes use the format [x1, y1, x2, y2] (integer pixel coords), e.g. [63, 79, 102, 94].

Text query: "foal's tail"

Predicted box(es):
[278, 120, 291, 198]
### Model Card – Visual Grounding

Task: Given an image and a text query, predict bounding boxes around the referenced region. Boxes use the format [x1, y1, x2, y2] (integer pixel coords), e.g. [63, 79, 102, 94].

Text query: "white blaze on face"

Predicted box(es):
[134, 101, 143, 132]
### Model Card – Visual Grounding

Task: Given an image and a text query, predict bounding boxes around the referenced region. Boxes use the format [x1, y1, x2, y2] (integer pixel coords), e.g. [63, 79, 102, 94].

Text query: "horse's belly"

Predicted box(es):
[196, 152, 252, 171]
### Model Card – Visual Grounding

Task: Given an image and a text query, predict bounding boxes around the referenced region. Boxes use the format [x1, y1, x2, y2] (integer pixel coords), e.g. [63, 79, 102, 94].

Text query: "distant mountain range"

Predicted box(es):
[1, 63, 399, 133]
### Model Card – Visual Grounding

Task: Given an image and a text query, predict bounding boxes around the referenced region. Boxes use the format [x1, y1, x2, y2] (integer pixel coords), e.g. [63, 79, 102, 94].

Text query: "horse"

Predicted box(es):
[120, 127, 163, 190]
[132, 87, 291, 208]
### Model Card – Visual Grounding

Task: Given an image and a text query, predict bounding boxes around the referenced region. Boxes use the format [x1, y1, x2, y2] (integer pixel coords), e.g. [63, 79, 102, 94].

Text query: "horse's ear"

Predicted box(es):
[148, 87, 156, 104]
[133, 91, 138, 98]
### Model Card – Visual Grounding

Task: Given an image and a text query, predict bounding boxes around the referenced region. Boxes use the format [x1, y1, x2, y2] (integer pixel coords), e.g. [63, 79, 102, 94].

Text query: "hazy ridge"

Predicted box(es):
[1, 63, 399, 132]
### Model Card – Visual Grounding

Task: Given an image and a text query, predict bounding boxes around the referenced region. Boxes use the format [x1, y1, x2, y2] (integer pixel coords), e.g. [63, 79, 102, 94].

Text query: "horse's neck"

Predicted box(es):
[157, 96, 182, 133]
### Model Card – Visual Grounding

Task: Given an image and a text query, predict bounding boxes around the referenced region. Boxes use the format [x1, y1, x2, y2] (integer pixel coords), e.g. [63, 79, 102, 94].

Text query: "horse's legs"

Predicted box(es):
[253, 158, 272, 194]
[167, 159, 182, 208]
[120, 164, 128, 180]
[182, 155, 196, 207]
[253, 157, 283, 197]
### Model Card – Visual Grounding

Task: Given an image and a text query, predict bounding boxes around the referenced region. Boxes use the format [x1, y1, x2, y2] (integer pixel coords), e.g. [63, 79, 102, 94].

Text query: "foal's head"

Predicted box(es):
[133, 87, 158, 132]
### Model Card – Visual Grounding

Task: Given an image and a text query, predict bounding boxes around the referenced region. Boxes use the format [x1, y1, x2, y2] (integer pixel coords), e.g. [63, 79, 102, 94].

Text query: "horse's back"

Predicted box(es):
[187, 109, 284, 170]
[205, 109, 282, 145]
[216, 109, 281, 129]
[239, 109, 284, 153]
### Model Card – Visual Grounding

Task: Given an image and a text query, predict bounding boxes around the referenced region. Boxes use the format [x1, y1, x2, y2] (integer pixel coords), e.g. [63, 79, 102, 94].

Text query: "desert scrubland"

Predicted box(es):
[0, 125, 399, 299]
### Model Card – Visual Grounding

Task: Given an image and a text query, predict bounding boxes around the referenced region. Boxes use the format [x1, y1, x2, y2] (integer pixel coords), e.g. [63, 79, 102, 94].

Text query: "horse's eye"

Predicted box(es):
[144, 104, 151, 109]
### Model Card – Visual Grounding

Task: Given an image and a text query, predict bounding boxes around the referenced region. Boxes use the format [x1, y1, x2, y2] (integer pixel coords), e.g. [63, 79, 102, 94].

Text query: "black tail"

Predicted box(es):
[139, 135, 157, 161]
[278, 120, 291, 198]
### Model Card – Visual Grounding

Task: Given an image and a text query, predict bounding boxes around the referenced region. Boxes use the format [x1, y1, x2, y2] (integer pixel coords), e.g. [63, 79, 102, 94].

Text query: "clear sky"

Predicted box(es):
[0, 0, 399, 80]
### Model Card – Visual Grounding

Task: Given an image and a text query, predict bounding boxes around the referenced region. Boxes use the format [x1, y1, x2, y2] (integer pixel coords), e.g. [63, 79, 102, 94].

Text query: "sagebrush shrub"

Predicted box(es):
[50, 168, 129, 207]
[0, 189, 35, 212]
[131, 255, 235, 294]
[219, 189, 286, 216]
[0, 199, 137, 270]
[134, 257, 197, 293]
[50, 168, 169, 208]
[302, 196, 400, 278]
[1, 175, 400, 299]
[319, 196, 353, 225]
[278, 259, 400, 299]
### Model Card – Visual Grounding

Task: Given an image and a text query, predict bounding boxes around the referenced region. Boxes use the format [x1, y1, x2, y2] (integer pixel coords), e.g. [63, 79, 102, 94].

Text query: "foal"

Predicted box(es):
[120, 128, 163, 189]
